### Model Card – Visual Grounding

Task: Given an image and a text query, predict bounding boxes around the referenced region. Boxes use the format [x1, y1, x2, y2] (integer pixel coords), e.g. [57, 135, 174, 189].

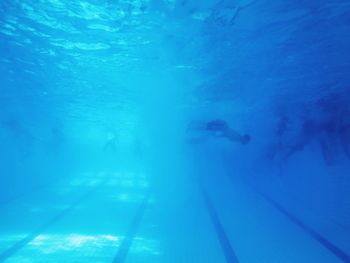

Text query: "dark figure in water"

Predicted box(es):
[268, 93, 350, 165]
[284, 111, 350, 165]
[284, 119, 316, 159]
[318, 93, 350, 161]
[283, 119, 336, 165]
[266, 115, 290, 161]
[206, 119, 251, 144]
[187, 119, 251, 145]
[339, 113, 350, 159]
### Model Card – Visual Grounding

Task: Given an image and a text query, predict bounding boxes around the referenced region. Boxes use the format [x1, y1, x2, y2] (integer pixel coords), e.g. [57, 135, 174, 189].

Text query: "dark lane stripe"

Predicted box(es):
[256, 190, 350, 263]
[0, 181, 106, 262]
[112, 191, 151, 263]
[200, 187, 239, 263]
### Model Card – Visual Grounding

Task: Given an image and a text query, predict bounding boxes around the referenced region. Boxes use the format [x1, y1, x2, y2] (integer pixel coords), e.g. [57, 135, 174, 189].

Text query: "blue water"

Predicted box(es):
[1, 1, 350, 262]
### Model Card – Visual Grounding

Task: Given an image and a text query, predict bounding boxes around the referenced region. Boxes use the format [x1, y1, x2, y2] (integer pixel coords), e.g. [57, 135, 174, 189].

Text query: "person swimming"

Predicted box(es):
[281, 112, 344, 165]
[206, 119, 251, 144]
[187, 119, 251, 145]
[338, 111, 350, 160]
[266, 115, 290, 161]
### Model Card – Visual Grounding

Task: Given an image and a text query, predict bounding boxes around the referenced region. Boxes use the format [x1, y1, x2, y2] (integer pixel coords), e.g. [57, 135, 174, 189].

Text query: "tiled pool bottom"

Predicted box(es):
[0, 234, 160, 263]
[0, 170, 348, 263]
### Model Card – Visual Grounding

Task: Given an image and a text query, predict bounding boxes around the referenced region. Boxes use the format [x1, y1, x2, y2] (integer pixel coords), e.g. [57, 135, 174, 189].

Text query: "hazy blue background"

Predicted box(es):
[1, 0, 350, 262]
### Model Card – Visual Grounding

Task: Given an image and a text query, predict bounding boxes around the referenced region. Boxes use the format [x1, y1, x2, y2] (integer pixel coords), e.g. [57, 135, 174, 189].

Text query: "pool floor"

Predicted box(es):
[0, 170, 347, 263]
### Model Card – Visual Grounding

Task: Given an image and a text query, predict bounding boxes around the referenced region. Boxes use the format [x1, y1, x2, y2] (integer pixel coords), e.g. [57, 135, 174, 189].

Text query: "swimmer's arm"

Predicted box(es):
[225, 128, 243, 141]
[225, 128, 250, 144]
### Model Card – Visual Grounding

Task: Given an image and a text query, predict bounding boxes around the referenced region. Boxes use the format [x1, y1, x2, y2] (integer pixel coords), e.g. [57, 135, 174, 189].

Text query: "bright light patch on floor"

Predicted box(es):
[29, 234, 121, 251]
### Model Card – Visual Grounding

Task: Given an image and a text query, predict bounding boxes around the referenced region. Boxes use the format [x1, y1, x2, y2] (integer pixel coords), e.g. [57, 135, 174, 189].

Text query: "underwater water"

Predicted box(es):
[1, 0, 350, 262]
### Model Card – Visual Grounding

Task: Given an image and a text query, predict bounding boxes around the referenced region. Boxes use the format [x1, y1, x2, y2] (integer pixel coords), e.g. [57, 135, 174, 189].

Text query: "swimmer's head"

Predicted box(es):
[241, 134, 251, 145]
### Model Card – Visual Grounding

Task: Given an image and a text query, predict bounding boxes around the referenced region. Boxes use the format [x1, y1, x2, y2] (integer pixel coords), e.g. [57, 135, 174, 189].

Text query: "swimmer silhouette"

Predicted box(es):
[188, 119, 251, 145]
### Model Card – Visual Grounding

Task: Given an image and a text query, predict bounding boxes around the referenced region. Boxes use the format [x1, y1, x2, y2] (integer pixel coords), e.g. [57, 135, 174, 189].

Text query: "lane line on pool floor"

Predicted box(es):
[200, 185, 240, 263]
[112, 190, 151, 263]
[0, 178, 109, 262]
[224, 174, 350, 262]
[255, 189, 350, 263]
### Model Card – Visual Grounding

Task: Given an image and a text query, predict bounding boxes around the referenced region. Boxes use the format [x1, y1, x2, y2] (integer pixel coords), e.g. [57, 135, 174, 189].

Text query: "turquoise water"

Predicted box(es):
[1, 1, 350, 262]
